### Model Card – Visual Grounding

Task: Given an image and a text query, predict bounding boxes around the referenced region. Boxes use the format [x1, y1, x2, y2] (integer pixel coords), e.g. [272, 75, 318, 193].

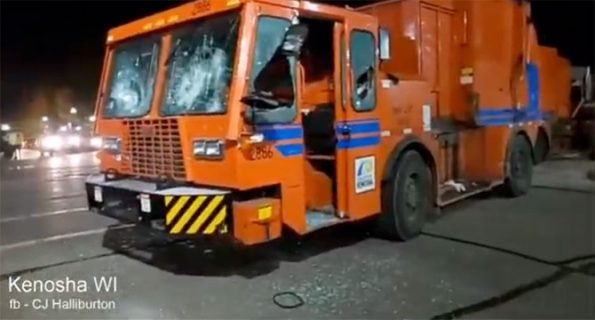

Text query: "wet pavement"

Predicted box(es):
[0, 153, 593, 319]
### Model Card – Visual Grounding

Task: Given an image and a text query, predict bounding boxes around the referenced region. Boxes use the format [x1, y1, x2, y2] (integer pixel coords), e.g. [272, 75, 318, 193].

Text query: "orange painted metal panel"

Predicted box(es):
[359, 0, 422, 78]
[232, 198, 282, 245]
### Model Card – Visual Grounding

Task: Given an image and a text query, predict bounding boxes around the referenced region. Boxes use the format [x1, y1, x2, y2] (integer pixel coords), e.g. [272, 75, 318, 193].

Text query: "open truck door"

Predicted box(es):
[333, 16, 382, 220]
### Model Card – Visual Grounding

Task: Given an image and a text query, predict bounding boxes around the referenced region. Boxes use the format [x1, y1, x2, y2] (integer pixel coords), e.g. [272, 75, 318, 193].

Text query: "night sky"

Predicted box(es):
[1, 0, 593, 124]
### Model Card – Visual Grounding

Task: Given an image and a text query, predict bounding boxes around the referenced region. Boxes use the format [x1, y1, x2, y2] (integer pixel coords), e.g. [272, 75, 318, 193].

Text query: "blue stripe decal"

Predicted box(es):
[335, 121, 380, 135]
[476, 108, 542, 116]
[476, 109, 516, 117]
[337, 136, 380, 149]
[257, 126, 303, 141]
[275, 144, 304, 156]
[475, 63, 543, 127]
[526, 62, 540, 116]
[476, 110, 541, 120]
[475, 110, 543, 126]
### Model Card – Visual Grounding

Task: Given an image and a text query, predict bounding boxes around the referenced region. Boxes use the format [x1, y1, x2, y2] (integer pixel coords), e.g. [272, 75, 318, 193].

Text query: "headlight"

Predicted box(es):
[41, 135, 63, 150]
[67, 135, 81, 147]
[193, 139, 224, 159]
[90, 137, 102, 148]
[102, 137, 121, 155]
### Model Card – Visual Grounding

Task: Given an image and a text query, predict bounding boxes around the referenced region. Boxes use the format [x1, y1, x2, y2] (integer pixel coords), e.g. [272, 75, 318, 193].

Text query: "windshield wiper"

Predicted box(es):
[165, 38, 182, 66]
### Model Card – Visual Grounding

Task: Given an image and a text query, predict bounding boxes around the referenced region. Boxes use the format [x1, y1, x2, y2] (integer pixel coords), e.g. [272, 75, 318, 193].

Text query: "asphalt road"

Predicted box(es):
[0, 153, 593, 319]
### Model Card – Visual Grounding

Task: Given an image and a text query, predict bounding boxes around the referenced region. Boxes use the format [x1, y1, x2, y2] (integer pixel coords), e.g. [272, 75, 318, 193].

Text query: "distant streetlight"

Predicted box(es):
[1, 124, 10, 131]
[70, 107, 77, 115]
[41, 116, 49, 122]
[88, 115, 96, 122]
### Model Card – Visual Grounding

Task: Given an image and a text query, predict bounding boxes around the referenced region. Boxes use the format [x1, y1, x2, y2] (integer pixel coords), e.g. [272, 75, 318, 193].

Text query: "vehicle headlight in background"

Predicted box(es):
[41, 135, 63, 150]
[90, 137, 103, 148]
[102, 137, 121, 155]
[67, 135, 81, 147]
[193, 139, 224, 159]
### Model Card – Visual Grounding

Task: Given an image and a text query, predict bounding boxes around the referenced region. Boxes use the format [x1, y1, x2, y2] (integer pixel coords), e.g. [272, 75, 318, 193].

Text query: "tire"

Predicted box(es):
[589, 130, 595, 160]
[377, 151, 433, 241]
[502, 135, 533, 197]
[533, 131, 549, 164]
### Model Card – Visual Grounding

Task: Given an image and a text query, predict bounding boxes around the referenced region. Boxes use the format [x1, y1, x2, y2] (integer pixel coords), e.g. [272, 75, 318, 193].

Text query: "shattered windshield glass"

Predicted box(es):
[103, 36, 160, 118]
[161, 12, 240, 115]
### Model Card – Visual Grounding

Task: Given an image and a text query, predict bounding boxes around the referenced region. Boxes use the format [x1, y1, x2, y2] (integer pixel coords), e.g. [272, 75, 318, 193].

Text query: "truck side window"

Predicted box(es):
[350, 30, 376, 111]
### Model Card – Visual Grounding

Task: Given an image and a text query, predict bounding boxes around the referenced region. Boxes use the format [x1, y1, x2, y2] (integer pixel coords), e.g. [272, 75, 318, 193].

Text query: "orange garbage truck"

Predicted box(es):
[86, 0, 568, 245]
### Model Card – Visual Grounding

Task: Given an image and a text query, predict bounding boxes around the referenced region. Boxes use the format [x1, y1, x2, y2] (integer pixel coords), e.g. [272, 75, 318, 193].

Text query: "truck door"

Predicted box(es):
[334, 18, 382, 220]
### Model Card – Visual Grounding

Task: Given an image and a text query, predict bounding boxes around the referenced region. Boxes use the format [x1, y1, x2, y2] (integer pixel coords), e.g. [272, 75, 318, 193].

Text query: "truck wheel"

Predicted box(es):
[503, 135, 533, 197]
[377, 151, 432, 241]
[533, 131, 549, 164]
[589, 129, 595, 160]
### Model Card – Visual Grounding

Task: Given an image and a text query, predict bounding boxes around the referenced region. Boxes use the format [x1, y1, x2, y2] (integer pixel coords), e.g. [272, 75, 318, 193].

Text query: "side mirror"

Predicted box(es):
[281, 24, 309, 57]
[379, 27, 390, 61]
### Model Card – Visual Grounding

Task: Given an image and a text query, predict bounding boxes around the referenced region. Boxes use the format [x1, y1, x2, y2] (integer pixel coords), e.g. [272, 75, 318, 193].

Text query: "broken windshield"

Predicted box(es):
[103, 36, 160, 118]
[161, 12, 240, 115]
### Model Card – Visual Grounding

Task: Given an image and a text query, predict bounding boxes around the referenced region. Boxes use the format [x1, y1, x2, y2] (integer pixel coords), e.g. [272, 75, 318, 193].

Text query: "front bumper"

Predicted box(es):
[85, 174, 232, 237]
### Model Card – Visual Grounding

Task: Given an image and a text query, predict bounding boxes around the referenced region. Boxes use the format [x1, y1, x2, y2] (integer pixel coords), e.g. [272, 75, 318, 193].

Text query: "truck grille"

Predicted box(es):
[121, 119, 186, 180]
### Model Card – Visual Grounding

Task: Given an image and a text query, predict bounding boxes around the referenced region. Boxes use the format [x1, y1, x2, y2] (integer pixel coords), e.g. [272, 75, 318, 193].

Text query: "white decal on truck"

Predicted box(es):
[460, 67, 474, 84]
[355, 156, 375, 194]
[422, 104, 432, 132]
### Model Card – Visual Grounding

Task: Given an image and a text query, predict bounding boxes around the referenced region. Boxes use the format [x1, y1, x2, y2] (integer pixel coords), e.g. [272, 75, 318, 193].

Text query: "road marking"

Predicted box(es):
[0, 207, 88, 223]
[0, 224, 134, 251]
[46, 193, 85, 201]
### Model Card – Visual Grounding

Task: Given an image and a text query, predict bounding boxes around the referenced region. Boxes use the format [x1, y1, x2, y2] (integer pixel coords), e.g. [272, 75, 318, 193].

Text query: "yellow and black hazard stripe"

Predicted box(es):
[164, 194, 230, 235]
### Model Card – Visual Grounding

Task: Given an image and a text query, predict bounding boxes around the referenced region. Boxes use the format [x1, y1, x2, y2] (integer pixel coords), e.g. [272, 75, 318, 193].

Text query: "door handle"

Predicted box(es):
[339, 124, 351, 137]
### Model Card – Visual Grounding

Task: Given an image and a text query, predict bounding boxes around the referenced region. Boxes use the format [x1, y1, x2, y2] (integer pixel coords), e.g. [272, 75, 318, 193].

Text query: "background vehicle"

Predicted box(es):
[569, 67, 594, 158]
[37, 130, 88, 156]
[86, 0, 575, 245]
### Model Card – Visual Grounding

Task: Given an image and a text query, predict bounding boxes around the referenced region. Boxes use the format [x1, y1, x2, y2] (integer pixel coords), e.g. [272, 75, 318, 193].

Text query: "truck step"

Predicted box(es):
[306, 154, 335, 160]
[306, 207, 342, 232]
[438, 180, 496, 206]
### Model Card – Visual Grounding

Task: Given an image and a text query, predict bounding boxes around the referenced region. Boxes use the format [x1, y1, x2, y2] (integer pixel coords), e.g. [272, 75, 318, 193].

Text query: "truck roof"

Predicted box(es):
[107, 0, 245, 44]
[106, 0, 376, 44]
